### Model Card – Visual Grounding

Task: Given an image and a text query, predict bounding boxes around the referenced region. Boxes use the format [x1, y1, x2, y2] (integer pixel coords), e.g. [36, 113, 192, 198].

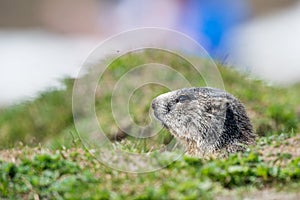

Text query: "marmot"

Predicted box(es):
[152, 87, 256, 158]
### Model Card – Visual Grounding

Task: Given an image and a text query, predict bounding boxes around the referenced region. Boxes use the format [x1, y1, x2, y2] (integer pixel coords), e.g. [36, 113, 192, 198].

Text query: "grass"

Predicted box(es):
[0, 50, 300, 199]
[0, 136, 299, 199]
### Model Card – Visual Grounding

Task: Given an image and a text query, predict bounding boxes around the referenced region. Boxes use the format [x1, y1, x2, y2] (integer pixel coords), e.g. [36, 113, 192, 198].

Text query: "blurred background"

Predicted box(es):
[1, 0, 300, 106]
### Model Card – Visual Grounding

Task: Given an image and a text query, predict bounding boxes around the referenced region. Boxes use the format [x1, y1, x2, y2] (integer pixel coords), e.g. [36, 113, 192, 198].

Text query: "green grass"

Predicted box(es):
[0, 51, 300, 199]
[0, 138, 299, 199]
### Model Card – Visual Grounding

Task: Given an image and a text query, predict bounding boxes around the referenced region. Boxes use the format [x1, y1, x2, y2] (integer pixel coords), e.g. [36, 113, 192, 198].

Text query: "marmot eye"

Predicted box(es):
[176, 95, 190, 103]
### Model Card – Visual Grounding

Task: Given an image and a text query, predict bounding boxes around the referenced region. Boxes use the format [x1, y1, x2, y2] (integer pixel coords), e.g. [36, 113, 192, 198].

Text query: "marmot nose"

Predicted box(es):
[151, 99, 157, 110]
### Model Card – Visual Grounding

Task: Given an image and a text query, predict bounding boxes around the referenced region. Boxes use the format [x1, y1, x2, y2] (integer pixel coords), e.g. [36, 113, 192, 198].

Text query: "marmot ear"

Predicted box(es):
[209, 99, 239, 124]
[210, 99, 230, 116]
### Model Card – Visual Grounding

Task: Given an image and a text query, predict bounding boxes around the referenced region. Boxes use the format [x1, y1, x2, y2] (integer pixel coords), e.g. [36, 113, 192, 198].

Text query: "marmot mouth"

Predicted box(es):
[162, 122, 169, 129]
[153, 111, 160, 120]
[153, 111, 169, 129]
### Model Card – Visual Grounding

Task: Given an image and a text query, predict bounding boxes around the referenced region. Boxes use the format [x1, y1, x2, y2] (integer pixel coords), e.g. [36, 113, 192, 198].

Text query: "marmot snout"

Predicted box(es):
[152, 87, 256, 158]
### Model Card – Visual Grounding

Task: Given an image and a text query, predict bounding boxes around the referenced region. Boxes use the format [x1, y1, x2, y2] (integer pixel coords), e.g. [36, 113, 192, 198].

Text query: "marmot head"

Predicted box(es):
[152, 87, 255, 156]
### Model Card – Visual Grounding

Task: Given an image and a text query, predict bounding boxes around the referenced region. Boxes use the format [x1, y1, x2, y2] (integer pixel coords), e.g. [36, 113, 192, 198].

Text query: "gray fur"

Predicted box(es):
[151, 87, 256, 158]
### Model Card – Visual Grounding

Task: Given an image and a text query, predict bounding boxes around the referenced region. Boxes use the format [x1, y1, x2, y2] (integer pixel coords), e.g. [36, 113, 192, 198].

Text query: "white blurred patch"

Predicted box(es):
[0, 30, 98, 106]
[227, 2, 300, 84]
